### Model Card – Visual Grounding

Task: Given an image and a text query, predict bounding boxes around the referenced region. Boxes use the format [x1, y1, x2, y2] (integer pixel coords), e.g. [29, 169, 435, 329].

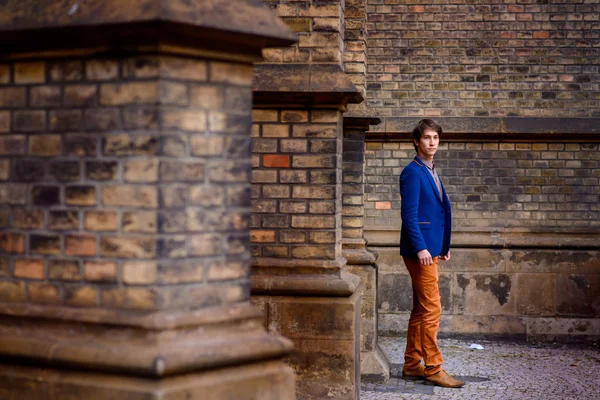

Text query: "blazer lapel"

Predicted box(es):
[414, 157, 443, 204]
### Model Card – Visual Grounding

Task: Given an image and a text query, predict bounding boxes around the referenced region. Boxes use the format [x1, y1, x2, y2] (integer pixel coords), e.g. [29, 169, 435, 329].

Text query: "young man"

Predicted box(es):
[399, 119, 464, 388]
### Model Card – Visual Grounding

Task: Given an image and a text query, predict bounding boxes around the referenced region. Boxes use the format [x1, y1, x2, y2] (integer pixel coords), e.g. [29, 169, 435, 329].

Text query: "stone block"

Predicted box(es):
[556, 274, 600, 317]
[454, 273, 516, 315]
[507, 250, 600, 274]
[516, 273, 556, 316]
[255, 292, 360, 400]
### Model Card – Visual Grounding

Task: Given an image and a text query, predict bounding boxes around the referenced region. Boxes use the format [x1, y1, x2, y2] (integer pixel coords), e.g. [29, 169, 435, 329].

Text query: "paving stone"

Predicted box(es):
[361, 337, 600, 400]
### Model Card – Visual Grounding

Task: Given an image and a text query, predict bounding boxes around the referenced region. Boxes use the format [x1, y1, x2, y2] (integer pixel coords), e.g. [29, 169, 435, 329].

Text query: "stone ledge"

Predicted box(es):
[253, 64, 364, 107]
[367, 117, 600, 141]
[0, 306, 293, 377]
[365, 229, 600, 249]
[0, 0, 296, 58]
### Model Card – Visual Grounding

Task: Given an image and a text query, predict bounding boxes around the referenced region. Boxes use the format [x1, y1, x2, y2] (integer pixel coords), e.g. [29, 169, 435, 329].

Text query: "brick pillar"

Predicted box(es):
[342, 116, 392, 383]
[252, 63, 364, 398]
[0, 2, 298, 398]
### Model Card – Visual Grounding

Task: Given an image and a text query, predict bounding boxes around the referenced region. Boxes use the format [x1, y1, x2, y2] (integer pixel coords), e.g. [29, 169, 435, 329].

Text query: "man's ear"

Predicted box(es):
[413, 138, 419, 147]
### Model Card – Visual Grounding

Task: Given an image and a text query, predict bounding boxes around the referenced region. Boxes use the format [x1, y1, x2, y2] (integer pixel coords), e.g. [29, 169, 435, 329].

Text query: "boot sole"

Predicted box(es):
[402, 375, 425, 381]
[423, 379, 465, 388]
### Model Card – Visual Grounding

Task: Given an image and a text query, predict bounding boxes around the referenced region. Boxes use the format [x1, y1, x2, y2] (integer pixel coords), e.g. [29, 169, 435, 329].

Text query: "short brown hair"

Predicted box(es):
[412, 119, 443, 151]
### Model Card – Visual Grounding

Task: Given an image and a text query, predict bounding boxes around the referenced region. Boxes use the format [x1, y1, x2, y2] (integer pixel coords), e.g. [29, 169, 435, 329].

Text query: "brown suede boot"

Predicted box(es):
[424, 369, 465, 388]
[402, 364, 425, 380]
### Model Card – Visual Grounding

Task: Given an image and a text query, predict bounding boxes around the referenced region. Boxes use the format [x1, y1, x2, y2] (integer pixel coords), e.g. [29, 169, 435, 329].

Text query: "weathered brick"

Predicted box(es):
[100, 82, 158, 105]
[122, 261, 157, 285]
[85, 211, 118, 231]
[207, 260, 246, 281]
[209, 62, 252, 86]
[83, 108, 120, 131]
[102, 185, 157, 208]
[160, 57, 207, 81]
[101, 236, 155, 258]
[190, 136, 224, 156]
[124, 159, 159, 182]
[86, 60, 119, 80]
[252, 110, 278, 122]
[250, 230, 276, 243]
[48, 259, 81, 281]
[159, 160, 204, 182]
[291, 215, 335, 229]
[30, 86, 61, 107]
[292, 155, 336, 168]
[309, 231, 336, 244]
[158, 261, 204, 284]
[15, 111, 46, 132]
[279, 201, 307, 214]
[64, 85, 98, 106]
[280, 170, 308, 183]
[48, 211, 79, 230]
[0, 281, 25, 302]
[0, 111, 9, 133]
[12, 160, 45, 182]
[102, 287, 160, 310]
[189, 185, 225, 207]
[293, 186, 335, 199]
[28, 282, 61, 304]
[208, 161, 249, 183]
[291, 245, 336, 259]
[190, 85, 224, 109]
[86, 161, 118, 181]
[65, 285, 98, 307]
[0, 64, 10, 83]
[162, 110, 206, 132]
[0, 136, 26, 155]
[14, 258, 45, 279]
[103, 134, 158, 156]
[62, 134, 97, 157]
[14, 62, 45, 84]
[65, 235, 96, 256]
[0, 184, 27, 204]
[262, 124, 290, 138]
[122, 211, 157, 233]
[50, 109, 82, 131]
[49, 60, 83, 81]
[84, 261, 116, 282]
[280, 230, 306, 243]
[65, 186, 96, 206]
[13, 209, 44, 229]
[28, 233, 60, 256]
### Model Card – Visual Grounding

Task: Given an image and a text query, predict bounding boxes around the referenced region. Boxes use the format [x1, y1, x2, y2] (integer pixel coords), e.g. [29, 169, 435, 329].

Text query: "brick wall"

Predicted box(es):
[0, 56, 253, 310]
[250, 109, 342, 261]
[366, 0, 600, 117]
[364, 141, 600, 230]
[263, 0, 345, 65]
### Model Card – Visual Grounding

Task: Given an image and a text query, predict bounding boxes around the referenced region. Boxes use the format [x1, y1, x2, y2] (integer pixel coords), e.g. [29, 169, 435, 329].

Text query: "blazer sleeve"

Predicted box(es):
[441, 191, 452, 256]
[400, 167, 427, 253]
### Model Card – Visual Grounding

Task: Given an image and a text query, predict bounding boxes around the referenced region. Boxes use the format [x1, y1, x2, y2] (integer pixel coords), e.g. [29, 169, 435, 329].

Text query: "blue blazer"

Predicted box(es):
[399, 157, 452, 257]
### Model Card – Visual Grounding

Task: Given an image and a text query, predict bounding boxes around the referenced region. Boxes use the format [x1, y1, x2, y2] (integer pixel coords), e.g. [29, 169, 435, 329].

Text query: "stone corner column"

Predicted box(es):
[342, 110, 392, 383]
[0, 1, 298, 398]
[251, 61, 365, 399]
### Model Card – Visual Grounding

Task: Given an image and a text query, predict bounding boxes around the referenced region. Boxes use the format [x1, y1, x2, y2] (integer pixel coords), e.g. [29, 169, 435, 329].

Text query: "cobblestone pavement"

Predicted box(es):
[361, 337, 600, 400]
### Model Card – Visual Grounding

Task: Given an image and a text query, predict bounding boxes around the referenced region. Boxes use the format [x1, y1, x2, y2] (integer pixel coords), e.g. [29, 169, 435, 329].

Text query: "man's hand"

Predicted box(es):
[417, 249, 433, 265]
[439, 251, 451, 261]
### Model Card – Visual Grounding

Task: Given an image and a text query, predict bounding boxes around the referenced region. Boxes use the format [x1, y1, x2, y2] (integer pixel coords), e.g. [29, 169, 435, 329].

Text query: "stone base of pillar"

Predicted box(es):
[346, 245, 391, 384]
[0, 359, 295, 400]
[360, 344, 391, 383]
[252, 290, 362, 400]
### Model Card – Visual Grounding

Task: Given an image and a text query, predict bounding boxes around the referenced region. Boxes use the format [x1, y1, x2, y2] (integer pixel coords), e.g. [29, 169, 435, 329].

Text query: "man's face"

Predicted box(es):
[414, 128, 439, 159]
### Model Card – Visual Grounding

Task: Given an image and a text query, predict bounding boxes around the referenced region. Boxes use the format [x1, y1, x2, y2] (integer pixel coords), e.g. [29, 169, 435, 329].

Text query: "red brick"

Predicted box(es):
[263, 154, 290, 168]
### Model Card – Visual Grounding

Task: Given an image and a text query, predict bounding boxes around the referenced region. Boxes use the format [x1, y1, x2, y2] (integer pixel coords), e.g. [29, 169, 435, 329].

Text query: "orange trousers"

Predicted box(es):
[403, 256, 443, 376]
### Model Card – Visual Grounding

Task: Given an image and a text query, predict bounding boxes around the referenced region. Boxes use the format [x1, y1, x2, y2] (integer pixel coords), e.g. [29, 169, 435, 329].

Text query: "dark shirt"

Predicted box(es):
[417, 155, 443, 200]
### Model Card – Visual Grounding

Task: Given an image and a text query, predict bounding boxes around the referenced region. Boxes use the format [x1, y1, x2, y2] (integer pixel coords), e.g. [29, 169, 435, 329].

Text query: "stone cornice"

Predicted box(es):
[253, 64, 364, 108]
[0, 0, 296, 59]
[366, 117, 600, 142]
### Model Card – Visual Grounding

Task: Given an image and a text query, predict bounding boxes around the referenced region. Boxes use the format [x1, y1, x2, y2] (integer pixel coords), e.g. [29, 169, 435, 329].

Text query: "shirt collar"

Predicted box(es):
[416, 155, 435, 170]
